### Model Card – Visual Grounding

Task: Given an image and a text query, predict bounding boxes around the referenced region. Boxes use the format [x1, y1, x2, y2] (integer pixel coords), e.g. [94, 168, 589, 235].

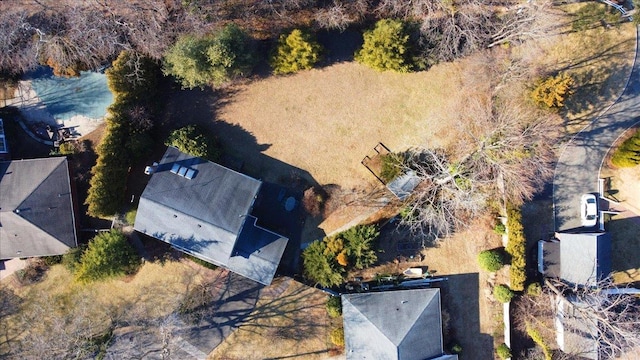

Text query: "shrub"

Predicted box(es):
[302, 239, 345, 288]
[165, 125, 221, 161]
[326, 296, 342, 318]
[341, 224, 379, 270]
[531, 73, 574, 108]
[125, 208, 137, 226]
[42, 255, 63, 266]
[477, 249, 505, 272]
[330, 327, 345, 347]
[379, 153, 404, 183]
[355, 19, 412, 72]
[493, 284, 515, 303]
[62, 245, 85, 273]
[506, 206, 526, 291]
[163, 24, 257, 89]
[496, 343, 511, 360]
[449, 341, 463, 354]
[303, 224, 380, 287]
[493, 221, 506, 235]
[75, 230, 140, 283]
[611, 128, 640, 168]
[271, 29, 322, 75]
[526, 323, 552, 360]
[526, 282, 542, 297]
[86, 51, 160, 217]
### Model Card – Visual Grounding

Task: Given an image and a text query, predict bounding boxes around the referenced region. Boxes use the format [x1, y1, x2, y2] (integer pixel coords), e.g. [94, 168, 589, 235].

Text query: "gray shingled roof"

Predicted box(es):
[555, 296, 599, 360]
[0, 157, 77, 259]
[342, 288, 448, 360]
[557, 232, 612, 287]
[134, 147, 288, 285]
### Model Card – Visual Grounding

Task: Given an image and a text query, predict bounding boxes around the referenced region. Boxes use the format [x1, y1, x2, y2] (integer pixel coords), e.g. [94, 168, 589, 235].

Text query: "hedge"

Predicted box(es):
[85, 51, 160, 217]
[506, 206, 526, 291]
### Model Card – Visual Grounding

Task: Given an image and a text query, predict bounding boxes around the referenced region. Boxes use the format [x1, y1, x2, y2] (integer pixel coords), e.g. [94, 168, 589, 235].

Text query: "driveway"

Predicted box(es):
[554, 26, 640, 231]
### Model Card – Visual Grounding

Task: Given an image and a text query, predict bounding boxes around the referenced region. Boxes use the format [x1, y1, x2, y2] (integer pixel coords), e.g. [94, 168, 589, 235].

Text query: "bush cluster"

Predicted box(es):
[477, 249, 506, 272]
[165, 124, 221, 162]
[271, 29, 322, 75]
[611, 128, 640, 168]
[85, 51, 160, 217]
[74, 229, 140, 283]
[355, 19, 413, 72]
[506, 206, 526, 291]
[496, 343, 511, 360]
[303, 224, 379, 287]
[526, 324, 552, 360]
[493, 284, 514, 303]
[531, 73, 574, 108]
[330, 327, 345, 347]
[326, 296, 342, 318]
[163, 24, 257, 89]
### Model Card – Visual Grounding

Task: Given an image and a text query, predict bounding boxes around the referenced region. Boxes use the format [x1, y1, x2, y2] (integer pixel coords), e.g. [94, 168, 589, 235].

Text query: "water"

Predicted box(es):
[25, 67, 114, 121]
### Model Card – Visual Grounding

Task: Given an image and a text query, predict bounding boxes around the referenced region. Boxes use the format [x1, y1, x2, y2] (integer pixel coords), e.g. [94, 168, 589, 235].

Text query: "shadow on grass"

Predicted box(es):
[608, 213, 640, 281]
[439, 273, 494, 359]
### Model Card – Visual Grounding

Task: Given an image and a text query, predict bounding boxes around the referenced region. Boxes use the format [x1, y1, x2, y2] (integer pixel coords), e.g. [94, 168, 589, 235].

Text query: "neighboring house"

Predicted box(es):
[0, 157, 78, 259]
[555, 295, 600, 360]
[341, 288, 458, 360]
[0, 119, 9, 161]
[134, 146, 289, 286]
[538, 232, 612, 359]
[538, 232, 612, 287]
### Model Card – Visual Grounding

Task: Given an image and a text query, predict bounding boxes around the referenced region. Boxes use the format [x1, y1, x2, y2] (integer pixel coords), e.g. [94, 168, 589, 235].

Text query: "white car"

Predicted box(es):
[580, 194, 598, 227]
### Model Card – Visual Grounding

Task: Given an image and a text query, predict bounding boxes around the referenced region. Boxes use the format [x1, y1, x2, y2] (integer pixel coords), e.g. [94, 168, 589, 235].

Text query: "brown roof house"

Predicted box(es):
[341, 288, 458, 360]
[0, 157, 78, 259]
[134, 146, 289, 285]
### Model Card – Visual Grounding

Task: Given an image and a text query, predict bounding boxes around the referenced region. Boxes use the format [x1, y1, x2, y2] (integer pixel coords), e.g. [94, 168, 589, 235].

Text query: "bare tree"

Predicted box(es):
[0, 9, 40, 74]
[489, 0, 560, 48]
[398, 96, 561, 239]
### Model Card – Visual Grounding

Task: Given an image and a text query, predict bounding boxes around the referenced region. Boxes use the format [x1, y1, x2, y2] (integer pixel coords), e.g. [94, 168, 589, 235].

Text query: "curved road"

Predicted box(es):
[554, 26, 640, 231]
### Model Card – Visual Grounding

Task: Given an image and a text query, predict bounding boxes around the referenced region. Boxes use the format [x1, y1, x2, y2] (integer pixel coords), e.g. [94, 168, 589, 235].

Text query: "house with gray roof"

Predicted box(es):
[0, 157, 78, 259]
[538, 232, 612, 287]
[134, 146, 288, 285]
[341, 288, 457, 360]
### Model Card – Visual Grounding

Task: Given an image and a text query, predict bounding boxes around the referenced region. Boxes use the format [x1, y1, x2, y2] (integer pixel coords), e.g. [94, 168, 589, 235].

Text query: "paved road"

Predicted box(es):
[554, 27, 640, 232]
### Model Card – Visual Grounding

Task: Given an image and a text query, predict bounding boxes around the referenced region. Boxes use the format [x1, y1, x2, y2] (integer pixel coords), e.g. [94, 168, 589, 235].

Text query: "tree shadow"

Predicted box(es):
[316, 28, 363, 67]
[608, 213, 640, 280]
[438, 273, 494, 358]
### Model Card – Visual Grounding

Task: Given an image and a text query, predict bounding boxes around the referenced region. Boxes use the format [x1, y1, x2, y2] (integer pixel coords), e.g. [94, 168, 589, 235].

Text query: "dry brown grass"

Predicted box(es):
[208, 277, 336, 360]
[601, 164, 640, 284]
[519, 11, 637, 133]
[218, 61, 466, 189]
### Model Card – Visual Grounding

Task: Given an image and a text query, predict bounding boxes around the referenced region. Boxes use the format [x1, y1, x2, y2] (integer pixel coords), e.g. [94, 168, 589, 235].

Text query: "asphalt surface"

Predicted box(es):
[553, 26, 640, 232]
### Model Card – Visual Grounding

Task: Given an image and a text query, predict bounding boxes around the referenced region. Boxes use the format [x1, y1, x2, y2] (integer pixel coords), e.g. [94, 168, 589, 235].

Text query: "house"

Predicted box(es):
[341, 288, 458, 360]
[134, 146, 289, 286]
[0, 119, 9, 161]
[538, 232, 612, 287]
[555, 295, 600, 360]
[538, 232, 612, 359]
[0, 157, 78, 259]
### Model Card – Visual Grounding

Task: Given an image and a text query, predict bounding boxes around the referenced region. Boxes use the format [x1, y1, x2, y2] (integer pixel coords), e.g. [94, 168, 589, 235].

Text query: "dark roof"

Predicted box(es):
[555, 296, 599, 360]
[557, 232, 612, 287]
[0, 157, 77, 259]
[342, 288, 450, 360]
[134, 147, 288, 285]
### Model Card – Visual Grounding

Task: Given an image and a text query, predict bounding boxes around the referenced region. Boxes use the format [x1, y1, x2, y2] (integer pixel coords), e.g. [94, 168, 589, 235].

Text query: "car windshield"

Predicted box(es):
[586, 215, 596, 220]
[586, 198, 596, 204]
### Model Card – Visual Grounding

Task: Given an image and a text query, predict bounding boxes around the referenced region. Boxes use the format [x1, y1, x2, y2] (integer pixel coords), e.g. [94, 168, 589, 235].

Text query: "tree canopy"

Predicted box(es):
[271, 29, 322, 75]
[355, 19, 412, 72]
[163, 24, 256, 88]
[165, 125, 221, 161]
[74, 230, 139, 283]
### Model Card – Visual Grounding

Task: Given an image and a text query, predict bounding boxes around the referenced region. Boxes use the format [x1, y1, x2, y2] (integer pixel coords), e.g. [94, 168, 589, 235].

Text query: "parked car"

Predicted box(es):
[580, 194, 598, 227]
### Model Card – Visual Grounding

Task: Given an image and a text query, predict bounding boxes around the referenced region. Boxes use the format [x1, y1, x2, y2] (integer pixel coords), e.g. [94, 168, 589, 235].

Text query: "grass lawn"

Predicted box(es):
[216, 61, 465, 189]
[208, 277, 336, 360]
[601, 163, 640, 284]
